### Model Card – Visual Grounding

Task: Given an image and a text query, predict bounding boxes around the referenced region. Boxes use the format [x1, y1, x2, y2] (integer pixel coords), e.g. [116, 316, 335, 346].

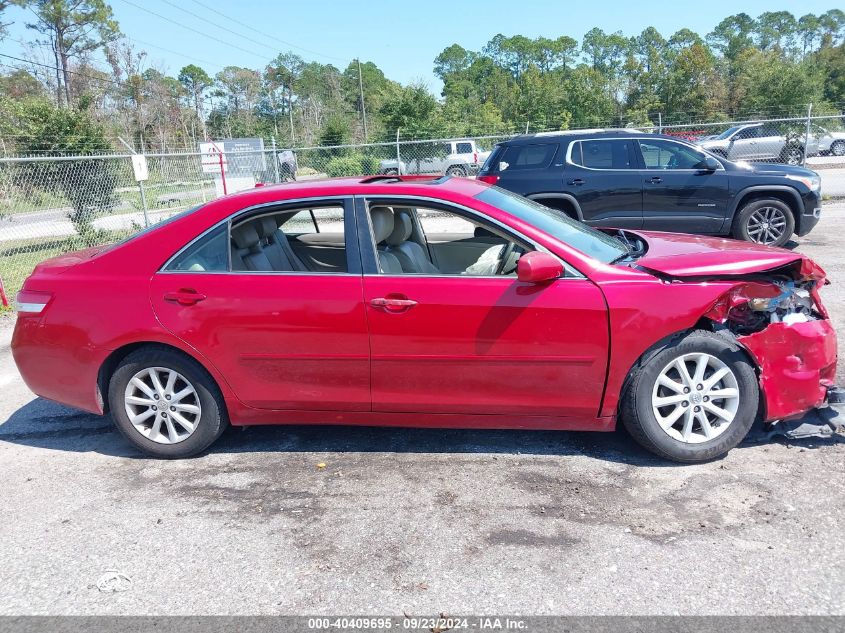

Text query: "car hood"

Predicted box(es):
[622, 230, 819, 279]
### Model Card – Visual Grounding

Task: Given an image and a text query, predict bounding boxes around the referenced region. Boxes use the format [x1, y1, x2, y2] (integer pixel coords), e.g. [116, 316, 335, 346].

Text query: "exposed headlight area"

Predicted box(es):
[726, 278, 820, 335]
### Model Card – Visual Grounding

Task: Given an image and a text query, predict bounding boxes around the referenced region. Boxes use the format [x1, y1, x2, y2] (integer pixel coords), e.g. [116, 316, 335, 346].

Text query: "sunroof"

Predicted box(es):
[359, 175, 445, 184]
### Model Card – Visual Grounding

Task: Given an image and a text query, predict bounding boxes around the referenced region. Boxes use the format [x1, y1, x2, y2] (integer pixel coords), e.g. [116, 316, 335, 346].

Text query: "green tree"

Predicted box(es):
[379, 82, 439, 139]
[6, 98, 117, 238]
[732, 49, 824, 115]
[178, 64, 212, 139]
[22, 0, 120, 106]
[756, 11, 798, 53]
[708, 13, 756, 62]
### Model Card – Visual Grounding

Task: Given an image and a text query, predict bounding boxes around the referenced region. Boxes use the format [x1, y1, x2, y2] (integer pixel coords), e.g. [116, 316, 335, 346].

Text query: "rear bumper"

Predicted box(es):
[738, 319, 837, 421]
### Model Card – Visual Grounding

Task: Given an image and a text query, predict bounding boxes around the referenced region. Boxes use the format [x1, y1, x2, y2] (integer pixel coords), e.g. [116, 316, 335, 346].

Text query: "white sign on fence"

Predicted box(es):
[199, 142, 228, 174]
[130, 154, 148, 182]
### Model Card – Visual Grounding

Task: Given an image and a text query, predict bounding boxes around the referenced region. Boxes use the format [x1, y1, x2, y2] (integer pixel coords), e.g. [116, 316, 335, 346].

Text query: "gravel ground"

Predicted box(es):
[1, 206, 844, 616]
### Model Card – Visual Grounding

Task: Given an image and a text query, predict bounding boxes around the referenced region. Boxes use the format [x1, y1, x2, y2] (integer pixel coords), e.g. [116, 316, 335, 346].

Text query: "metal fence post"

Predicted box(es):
[395, 129, 402, 176]
[658, 112, 663, 134]
[271, 136, 280, 184]
[803, 103, 813, 168]
[138, 176, 150, 227]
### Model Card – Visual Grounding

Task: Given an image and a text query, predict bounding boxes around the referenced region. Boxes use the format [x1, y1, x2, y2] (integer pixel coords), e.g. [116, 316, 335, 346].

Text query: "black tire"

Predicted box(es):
[446, 165, 467, 177]
[831, 140, 845, 157]
[620, 330, 759, 463]
[383, 168, 399, 176]
[107, 346, 228, 458]
[781, 145, 804, 166]
[731, 197, 794, 247]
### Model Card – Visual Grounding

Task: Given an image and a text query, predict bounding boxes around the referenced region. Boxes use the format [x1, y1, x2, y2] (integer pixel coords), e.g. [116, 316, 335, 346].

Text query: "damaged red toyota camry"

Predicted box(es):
[11, 176, 837, 462]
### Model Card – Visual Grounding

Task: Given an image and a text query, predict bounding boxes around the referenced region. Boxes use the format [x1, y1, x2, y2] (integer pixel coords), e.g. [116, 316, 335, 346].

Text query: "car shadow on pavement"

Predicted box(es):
[2, 395, 843, 466]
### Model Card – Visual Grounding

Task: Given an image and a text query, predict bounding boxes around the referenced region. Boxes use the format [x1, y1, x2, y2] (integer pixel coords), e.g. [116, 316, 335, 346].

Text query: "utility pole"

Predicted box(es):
[357, 57, 368, 142]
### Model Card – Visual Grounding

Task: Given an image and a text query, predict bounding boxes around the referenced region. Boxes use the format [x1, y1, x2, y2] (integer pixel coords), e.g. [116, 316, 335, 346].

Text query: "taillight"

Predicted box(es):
[15, 290, 52, 314]
[478, 175, 499, 185]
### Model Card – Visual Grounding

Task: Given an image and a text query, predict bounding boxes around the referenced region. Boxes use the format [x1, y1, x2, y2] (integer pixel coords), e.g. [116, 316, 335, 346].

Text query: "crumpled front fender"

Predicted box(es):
[738, 319, 837, 421]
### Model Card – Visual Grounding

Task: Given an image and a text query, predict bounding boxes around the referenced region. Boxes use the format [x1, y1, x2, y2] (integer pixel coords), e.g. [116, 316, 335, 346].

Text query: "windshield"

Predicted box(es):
[474, 187, 627, 263]
[716, 126, 742, 140]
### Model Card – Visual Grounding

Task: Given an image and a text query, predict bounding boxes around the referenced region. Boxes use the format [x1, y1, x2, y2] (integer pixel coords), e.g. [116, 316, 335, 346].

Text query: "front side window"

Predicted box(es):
[570, 139, 636, 169]
[230, 205, 348, 273]
[735, 126, 760, 140]
[639, 139, 711, 170]
[366, 202, 530, 277]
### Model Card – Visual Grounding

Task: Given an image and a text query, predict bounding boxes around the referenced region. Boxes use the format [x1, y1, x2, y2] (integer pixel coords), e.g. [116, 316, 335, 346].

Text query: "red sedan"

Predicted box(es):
[11, 176, 837, 462]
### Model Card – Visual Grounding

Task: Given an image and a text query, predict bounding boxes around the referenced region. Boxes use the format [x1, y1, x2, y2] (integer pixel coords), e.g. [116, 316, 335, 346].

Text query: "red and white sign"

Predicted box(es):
[199, 142, 228, 174]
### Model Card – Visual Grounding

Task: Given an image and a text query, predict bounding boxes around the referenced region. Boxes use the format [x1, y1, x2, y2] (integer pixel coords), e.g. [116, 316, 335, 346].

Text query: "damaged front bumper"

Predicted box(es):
[738, 318, 838, 421]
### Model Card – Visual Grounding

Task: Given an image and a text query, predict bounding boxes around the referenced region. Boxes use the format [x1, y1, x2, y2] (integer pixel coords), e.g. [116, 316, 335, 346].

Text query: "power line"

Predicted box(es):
[0, 53, 123, 88]
[115, 0, 272, 62]
[187, 0, 348, 63]
[159, 0, 279, 56]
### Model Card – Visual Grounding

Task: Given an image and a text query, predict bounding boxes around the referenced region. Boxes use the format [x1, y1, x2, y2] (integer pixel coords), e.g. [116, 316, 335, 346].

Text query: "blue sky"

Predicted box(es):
[1, 0, 841, 93]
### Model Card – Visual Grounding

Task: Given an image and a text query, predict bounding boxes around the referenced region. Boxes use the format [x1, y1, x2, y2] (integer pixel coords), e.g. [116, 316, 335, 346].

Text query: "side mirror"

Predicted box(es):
[697, 156, 721, 171]
[517, 251, 564, 284]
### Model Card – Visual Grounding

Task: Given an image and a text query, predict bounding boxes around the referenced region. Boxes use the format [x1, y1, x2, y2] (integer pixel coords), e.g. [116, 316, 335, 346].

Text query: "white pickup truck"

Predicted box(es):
[379, 139, 491, 176]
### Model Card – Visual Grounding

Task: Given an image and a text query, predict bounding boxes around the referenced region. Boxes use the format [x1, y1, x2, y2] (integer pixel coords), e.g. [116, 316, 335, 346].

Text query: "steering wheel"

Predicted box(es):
[495, 242, 516, 275]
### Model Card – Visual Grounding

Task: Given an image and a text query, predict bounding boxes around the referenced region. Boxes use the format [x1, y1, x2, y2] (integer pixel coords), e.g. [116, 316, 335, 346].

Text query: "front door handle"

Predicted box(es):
[567, 178, 585, 186]
[646, 176, 663, 184]
[164, 288, 207, 306]
[370, 296, 418, 312]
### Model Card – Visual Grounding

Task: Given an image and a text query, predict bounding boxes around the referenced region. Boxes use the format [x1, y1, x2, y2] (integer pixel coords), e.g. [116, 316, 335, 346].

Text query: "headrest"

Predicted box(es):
[231, 223, 261, 250]
[257, 216, 280, 240]
[386, 212, 412, 246]
[370, 206, 394, 243]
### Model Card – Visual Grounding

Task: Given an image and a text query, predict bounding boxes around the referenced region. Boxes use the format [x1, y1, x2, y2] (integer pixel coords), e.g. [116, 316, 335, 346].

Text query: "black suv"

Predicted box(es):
[477, 130, 822, 247]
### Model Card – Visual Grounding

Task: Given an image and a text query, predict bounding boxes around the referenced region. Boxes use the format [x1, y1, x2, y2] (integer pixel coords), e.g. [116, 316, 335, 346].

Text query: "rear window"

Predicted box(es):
[496, 143, 558, 172]
[570, 139, 636, 169]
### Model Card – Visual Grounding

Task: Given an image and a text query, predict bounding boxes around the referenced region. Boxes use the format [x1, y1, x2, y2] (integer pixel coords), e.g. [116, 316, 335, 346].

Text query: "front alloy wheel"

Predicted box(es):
[651, 353, 739, 444]
[621, 330, 759, 463]
[732, 198, 794, 248]
[744, 205, 788, 245]
[783, 146, 804, 166]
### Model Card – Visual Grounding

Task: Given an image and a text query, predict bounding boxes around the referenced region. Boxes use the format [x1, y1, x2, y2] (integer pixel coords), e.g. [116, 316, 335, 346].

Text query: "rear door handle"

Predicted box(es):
[567, 178, 585, 186]
[370, 296, 418, 312]
[646, 176, 663, 184]
[164, 289, 207, 306]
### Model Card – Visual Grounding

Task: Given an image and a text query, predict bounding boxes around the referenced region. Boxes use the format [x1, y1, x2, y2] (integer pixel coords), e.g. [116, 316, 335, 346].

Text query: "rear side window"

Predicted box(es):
[455, 142, 473, 154]
[498, 143, 557, 171]
[166, 223, 228, 272]
[570, 139, 637, 169]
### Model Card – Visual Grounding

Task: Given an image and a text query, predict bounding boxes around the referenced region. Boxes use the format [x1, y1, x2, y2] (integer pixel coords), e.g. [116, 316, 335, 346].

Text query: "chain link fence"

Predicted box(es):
[1, 115, 844, 305]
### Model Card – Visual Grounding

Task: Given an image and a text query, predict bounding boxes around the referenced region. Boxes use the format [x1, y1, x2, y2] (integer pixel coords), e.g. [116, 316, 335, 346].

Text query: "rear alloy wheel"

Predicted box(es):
[621, 330, 759, 463]
[732, 198, 794, 247]
[782, 145, 804, 166]
[108, 347, 228, 458]
[446, 166, 468, 177]
[124, 367, 202, 445]
[831, 140, 845, 157]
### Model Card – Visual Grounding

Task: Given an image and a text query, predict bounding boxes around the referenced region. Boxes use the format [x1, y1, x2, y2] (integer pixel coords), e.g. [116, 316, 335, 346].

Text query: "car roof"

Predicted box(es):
[496, 129, 690, 146]
[211, 175, 489, 205]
